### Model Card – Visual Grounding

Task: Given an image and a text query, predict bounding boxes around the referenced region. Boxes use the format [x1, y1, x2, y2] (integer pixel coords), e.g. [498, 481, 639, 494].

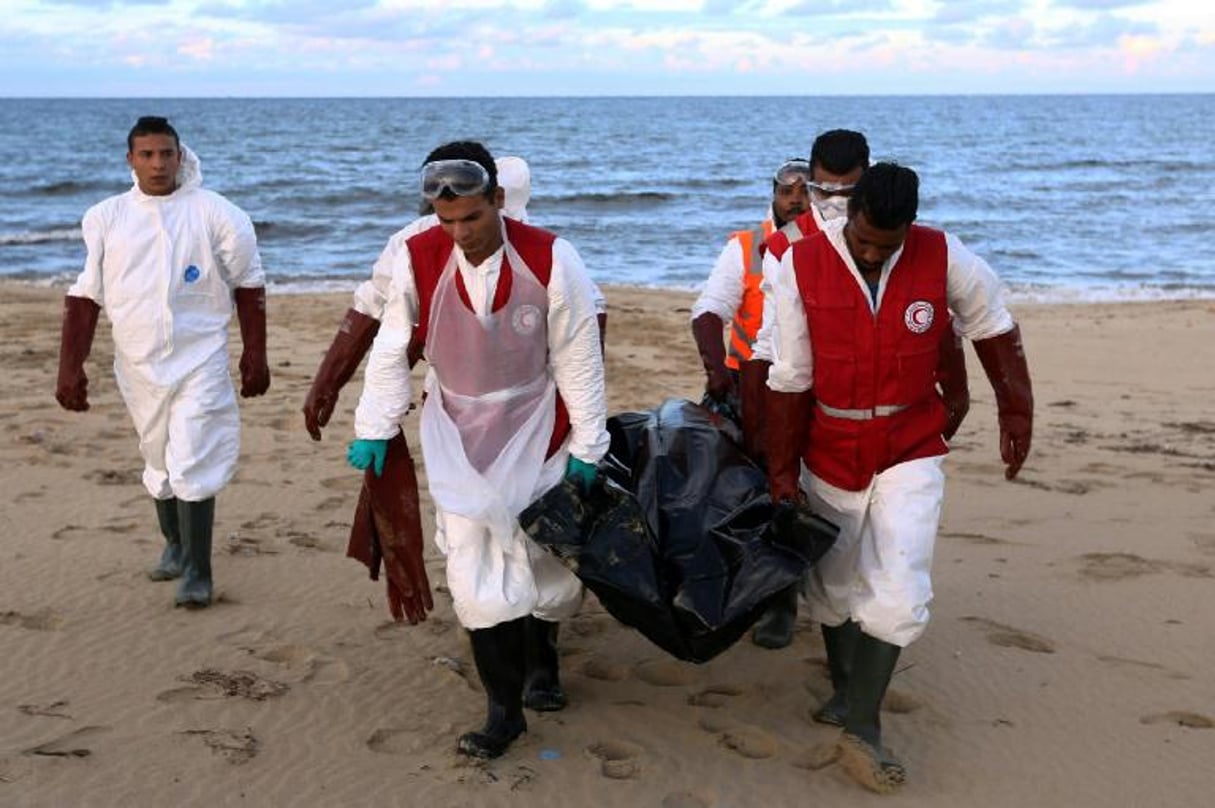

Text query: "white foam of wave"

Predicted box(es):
[0, 228, 81, 246]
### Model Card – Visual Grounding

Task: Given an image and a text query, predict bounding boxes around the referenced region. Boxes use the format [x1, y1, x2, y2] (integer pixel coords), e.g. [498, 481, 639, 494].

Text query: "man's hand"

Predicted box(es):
[347, 439, 388, 477]
[565, 456, 598, 493]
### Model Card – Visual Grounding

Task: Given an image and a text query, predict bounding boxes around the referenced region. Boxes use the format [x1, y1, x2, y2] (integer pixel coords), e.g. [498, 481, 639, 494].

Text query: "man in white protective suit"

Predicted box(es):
[348, 141, 609, 760]
[302, 157, 607, 627]
[55, 116, 270, 609]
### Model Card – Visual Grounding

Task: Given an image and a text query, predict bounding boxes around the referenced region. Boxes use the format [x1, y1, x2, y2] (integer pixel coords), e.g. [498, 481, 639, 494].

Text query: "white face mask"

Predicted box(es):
[813, 195, 849, 221]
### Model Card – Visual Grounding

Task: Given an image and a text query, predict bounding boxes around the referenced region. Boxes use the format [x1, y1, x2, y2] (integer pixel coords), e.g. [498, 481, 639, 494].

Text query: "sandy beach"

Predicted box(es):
[2, 280, 1213, 807]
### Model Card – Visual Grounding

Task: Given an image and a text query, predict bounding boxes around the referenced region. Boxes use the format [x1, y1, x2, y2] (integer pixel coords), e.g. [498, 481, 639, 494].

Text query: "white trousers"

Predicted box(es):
[436, 498, 584, 630]
[801, 455, 945, 648]
[114, 348, 240, 502]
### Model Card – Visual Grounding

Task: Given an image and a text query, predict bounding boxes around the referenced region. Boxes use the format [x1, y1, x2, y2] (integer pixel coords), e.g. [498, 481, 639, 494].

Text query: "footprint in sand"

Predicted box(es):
[17, 700, 72, 719]
[960, 616, 1056, 654]
[581, 657, 630, 682]
[1097, 655, 1190, 681]
[790, 740, 843, 771]
[687, 683, 744, 708]
[586, 740, 644, 780]
[284, 530, 326, 550]
[1076, 552, 1212, 581]
[23, 725, 112, 758]
[1139, 711, 1214, 729]
[633, 659, 700, 687]
[84, 468, 142, 486]
[717, 725, 779, 759]
[180, 728, 259, 764]
[157, 669, 290, 702]
[226, 533, 280, 556]
[366, 725, 437, 755]
[662, 790, 716, 808]
[0, 609, 65, 631]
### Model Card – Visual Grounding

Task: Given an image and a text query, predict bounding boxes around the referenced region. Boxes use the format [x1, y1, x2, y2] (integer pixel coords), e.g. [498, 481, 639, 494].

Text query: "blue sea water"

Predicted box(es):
[1, 95, 1212, 302]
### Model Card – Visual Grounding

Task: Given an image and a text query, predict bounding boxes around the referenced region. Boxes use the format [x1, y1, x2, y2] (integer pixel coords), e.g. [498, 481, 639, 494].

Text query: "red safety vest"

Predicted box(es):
[791, 224, 950, 491]
[407, 218, 571, 459]
[763, 209, 821, 264]
[725, 219, 776, 370]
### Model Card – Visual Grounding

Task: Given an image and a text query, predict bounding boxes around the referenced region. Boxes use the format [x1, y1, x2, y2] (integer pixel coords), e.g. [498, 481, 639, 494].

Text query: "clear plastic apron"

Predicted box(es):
[419, 241, 558, 556]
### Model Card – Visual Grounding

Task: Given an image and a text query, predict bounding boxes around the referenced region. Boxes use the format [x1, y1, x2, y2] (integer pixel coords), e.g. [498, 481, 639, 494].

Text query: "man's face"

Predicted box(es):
[127, 134, 181, 196]
[771, 180, 809, 225]
[809, 164, 864, 221]
[844, 208, 908, 276]
[432, 187, 505, 265]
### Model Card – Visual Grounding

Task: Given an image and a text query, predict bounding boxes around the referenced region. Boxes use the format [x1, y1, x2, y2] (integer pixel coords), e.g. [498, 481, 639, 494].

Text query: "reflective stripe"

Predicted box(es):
[817, 402, 909, 420]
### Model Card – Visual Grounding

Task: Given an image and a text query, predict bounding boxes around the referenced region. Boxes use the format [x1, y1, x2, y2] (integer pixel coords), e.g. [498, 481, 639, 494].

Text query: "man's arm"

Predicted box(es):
[547, 239, 609, 464]
[353, 258, 419, 440]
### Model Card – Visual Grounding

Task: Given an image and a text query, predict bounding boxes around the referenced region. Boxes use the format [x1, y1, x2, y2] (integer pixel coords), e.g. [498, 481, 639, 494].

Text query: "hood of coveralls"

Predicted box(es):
[129, 143, 203, 197]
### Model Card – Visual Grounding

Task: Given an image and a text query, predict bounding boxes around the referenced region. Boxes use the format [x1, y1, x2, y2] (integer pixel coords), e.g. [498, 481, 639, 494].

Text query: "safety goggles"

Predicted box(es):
[773, 159, 812, 187]
[807, 180, 856, 198]
[420, 159, 491, 200]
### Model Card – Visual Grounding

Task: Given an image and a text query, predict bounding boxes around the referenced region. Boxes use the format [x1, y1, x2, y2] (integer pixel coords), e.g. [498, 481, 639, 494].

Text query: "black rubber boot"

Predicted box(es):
[750, 584, 799, 649]
[175, 498, 215, 608]
[148, 497, 183, 581]
[523, 617, 567, 712]
[458, 617, 528, 759]
[839, 632, 906, 794]
[813, 620, 860, 725]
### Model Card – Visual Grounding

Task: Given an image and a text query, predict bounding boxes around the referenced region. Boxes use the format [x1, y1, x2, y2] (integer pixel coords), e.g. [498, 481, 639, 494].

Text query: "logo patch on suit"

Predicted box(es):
[512, 303, 541, 336]
[183, 265, 201, 283]
[904, 301, 934, 333]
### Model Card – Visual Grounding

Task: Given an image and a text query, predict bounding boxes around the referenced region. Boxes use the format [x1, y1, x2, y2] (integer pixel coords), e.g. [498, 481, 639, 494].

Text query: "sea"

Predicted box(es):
[1, 95, 1212, 303]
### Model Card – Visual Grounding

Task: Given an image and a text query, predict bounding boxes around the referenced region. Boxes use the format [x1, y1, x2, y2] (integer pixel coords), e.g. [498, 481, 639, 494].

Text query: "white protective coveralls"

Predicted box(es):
[351, 156, 607, 322]
[763, 216, 1015, 647]
[66, 146, 265, 502]
[354, 223, 610, 629]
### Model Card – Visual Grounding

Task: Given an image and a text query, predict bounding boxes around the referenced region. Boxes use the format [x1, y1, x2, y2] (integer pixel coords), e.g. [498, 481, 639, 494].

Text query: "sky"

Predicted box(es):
[3, 0, 1213, 97]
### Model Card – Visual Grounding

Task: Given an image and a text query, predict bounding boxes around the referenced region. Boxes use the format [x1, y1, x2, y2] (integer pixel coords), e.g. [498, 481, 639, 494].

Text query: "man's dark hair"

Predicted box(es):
[127, 116, 180, 153]
[848, 162, 919, 230]
[423, 140, 498, 200]
[810, 129, 869, 176]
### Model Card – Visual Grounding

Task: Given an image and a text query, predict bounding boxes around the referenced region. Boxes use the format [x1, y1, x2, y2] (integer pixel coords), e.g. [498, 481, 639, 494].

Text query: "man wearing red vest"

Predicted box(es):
[751, 132, 973, 650]
[765, 163, 1033, 793]
[300, 158, 606, 627]
[741, 131, 871, 650]
[348, 142, 609, 761]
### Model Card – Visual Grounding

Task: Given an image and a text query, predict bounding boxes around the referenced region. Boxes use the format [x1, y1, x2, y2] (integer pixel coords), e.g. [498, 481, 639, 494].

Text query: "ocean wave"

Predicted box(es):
[0, 227, 81, 246]
[534, 191, 675, 208]
[27, 180, 114, 197]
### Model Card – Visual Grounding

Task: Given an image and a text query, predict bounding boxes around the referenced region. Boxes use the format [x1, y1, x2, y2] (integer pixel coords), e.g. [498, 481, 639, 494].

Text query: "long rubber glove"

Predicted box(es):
[765, 390, 814, 504]
[347, 438, 388, 477]
[56, 295, 101, 412]
[973, 324, 1033, 480]
[938, 329, 970, 441]
[234, 287, 270, 397]
[690, 312, 736, 401]
[303, 308, 380, 440]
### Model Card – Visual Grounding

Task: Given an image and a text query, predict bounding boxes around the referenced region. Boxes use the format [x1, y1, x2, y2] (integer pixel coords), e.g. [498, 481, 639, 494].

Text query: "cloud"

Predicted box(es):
[1051, 0, 1147, 8]
[774, 0, 894, 15]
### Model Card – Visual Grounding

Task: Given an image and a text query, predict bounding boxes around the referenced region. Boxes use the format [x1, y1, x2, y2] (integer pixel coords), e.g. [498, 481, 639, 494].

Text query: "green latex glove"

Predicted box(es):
[347, 438, 388, 477]
[565, 455, 598, 493]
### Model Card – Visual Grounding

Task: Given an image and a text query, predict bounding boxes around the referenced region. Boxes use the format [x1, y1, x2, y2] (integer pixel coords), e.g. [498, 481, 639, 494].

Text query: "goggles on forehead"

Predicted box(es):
[808, 180, 856, 198]
[420, 159, 491, 200]
[773, 159, 812, 187]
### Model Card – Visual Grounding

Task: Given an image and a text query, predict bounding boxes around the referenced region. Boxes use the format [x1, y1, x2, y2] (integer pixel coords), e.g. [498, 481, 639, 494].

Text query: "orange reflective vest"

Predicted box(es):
[725, 219, 776, 370]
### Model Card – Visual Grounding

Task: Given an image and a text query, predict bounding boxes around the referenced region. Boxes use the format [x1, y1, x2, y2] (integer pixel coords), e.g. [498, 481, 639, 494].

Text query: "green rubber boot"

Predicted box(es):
[839, 632, 906, 794]
[175, 498, 215, 608]
[147, 497, 183, 581]
[813, 620, 860, 726]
